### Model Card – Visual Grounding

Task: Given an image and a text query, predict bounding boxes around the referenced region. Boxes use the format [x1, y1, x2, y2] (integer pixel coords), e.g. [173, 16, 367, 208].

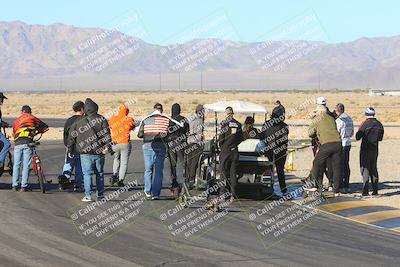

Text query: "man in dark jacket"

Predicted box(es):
[261, 110, 289, 195]
[167, 103, 189, 197]
[218, 107, 242, 199]
[272, 100, 286, 120]
[68, 98, 111, 202]
[58, 101, 84, 191]
[356, 107, 384, 196]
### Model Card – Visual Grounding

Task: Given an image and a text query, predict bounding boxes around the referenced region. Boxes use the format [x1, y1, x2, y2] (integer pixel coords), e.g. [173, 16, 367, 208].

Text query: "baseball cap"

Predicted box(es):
[316, 96, 327, 105]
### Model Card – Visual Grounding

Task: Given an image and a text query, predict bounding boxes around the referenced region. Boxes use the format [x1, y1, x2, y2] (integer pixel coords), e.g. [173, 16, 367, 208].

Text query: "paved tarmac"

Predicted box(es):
[0, 140, 399, 266]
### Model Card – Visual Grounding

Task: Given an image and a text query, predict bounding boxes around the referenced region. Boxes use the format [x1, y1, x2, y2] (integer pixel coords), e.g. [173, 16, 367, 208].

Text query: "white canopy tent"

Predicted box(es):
[204, 101, 268, 139]
[204, 100, 267, 114]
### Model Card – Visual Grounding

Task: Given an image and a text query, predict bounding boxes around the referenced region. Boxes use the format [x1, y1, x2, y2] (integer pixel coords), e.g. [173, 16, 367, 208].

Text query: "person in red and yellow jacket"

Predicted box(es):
[108, 104, 135, 187]
[12, 105, 48, 191]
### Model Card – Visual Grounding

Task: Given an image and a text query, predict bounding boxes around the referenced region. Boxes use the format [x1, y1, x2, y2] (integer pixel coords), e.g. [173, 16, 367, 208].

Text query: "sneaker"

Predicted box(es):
[334, 193, 340, 197]
[21, 187, 32, 192]
[151, 196, 159, 200]
[305, 187, 318, 192]
[328, 186, 333, 192]
[12, 186, 18, 191]
[117, 180, 125, 187]
[81, 196, 92, 202]
[144, 190, 151, 198]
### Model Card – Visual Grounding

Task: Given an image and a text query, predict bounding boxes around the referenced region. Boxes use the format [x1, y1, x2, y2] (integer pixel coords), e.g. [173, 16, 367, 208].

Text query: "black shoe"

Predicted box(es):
[21, 187, 32, 192]
[73, 185, 83, 192]
[372, 191, 379, 196]
[110, 175, 118, 185]
[12, 186, 18, 191]
[117, 180, 125, 187]
[362, 192, 369, 197]
[58, 175, 70, 190]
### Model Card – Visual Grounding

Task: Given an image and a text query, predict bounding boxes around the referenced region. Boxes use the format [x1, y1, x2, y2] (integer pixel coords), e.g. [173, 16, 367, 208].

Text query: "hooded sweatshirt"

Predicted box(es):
[68, 98, 111, 155]
[167, 103, 189, 149]
[109, 104, 135, 144]
[187, 110, 204, 145]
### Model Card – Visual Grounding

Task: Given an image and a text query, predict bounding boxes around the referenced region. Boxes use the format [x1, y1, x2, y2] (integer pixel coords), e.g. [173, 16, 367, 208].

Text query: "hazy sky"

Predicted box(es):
[1, 0, 399, 45]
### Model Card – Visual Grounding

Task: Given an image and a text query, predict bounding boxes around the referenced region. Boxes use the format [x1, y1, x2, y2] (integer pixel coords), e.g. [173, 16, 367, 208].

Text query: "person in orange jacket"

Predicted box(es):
[108, 104, 135, 187]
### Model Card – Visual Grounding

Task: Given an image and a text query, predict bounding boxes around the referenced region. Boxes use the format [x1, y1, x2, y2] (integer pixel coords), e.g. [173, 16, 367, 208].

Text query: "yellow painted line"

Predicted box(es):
[348, 210, 400, 224]
[318, 201, 386, 213]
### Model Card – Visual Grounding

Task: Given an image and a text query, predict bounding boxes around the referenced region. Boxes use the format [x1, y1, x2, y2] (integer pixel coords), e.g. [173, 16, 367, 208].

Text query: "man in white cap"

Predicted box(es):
[356, 107, 384, 196]
[316, 96, 336, 118]
[312, 96, 336, 191]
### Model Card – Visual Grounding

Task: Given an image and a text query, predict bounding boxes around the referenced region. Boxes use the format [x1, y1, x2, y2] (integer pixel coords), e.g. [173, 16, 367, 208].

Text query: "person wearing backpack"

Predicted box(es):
[356, 107, 384, 196]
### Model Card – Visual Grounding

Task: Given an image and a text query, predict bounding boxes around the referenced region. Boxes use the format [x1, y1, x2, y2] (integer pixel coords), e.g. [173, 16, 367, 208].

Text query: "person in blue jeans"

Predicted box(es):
[80, 154, 105, 200]
[0, 127, 11, 168]
[12, 105, 48, 191]
[142, 142, 167, 199]
[61, 152, 83, 190]
[138, 103, 176, 200]
[0, 92, 11, 170]
[67, 98, 111, 202]
[58, 101, 84, 191]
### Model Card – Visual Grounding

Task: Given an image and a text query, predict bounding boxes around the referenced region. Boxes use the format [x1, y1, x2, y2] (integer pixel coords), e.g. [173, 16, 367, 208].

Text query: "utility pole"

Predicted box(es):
[159, 72, 162, 91]
[200, 71, 203, 91]
[318, 71, 321, 91]
[178, 72, 181, 90]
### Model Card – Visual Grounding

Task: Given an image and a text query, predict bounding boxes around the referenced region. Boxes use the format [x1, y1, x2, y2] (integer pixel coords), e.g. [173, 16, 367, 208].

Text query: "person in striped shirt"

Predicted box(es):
[137, 103, 171, 199]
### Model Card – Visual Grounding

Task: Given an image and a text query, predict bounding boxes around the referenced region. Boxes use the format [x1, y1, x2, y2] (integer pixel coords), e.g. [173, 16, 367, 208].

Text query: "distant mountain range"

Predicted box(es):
[1, 20, 400, 91]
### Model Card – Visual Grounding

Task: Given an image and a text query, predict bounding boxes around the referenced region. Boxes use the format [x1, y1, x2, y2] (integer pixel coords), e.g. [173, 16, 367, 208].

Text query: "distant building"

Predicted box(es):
[369, 89, 400, 96]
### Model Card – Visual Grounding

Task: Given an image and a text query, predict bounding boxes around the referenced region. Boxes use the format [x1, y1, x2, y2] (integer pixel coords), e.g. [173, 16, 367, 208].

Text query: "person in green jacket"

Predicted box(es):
[307, 105, 342, 196]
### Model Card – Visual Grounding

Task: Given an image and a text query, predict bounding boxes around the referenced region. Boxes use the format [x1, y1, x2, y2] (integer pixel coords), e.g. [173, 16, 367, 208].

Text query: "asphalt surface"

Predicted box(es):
[0, 140, 399, 267]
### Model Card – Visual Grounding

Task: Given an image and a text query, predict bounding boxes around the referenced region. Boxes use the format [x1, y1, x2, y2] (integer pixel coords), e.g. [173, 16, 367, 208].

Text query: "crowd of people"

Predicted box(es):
[307, 97, 384, 197]
[0, 92, 385, 202]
